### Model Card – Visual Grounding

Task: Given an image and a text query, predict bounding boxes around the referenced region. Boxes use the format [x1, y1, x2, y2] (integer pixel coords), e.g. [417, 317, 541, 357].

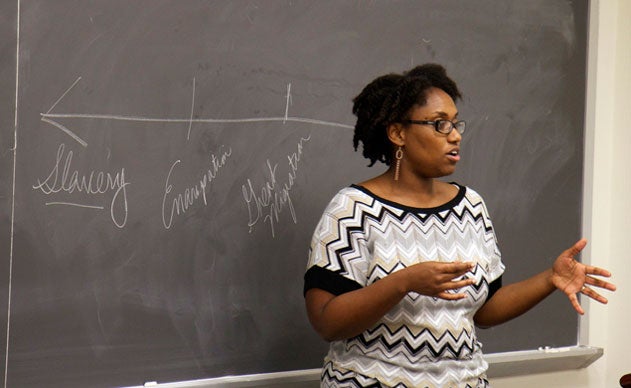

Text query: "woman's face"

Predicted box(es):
[397, 87, 462, 179]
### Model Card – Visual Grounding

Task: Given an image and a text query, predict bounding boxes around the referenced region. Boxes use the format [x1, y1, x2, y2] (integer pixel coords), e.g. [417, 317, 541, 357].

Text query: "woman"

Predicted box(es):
[303, 64, 615, 388]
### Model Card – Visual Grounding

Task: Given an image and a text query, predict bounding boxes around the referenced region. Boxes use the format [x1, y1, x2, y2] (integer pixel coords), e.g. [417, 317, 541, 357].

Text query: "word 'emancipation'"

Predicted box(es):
[32, 143, 130, 228]
[162, 145, 233, 229]
[242, 135, 311, 237]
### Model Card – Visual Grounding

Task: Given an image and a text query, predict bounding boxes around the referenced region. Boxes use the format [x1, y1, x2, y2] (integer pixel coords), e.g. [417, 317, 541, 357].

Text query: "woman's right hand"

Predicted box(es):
[402, 261, 476, 299]
[305, 261, 476, 341]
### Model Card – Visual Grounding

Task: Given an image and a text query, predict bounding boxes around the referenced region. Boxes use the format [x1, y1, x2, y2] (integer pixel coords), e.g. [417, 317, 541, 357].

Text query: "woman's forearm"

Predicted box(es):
[306, 261, 476, 341]
[306, 271, 409, 341]
[474, 269, 556, 327]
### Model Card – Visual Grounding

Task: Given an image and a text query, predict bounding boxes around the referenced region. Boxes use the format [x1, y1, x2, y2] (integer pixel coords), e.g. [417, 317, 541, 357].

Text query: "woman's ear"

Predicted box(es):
[386, 123, 405, 147]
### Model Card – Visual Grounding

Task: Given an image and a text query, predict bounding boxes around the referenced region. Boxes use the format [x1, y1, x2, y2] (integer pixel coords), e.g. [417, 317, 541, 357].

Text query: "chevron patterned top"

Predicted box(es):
[305, 183, 505, 387]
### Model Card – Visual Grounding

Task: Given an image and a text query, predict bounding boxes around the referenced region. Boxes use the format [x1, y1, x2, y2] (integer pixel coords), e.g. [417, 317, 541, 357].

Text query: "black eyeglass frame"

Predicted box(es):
[403, 119, 466, 135]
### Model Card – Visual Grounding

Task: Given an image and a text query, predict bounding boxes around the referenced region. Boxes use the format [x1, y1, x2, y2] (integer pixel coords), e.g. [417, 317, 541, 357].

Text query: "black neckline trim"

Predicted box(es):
[350, 182, 466, 214]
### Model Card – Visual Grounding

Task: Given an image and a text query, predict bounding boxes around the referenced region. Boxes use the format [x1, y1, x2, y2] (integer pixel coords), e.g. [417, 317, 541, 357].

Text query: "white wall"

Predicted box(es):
[492, 0, 631, 387]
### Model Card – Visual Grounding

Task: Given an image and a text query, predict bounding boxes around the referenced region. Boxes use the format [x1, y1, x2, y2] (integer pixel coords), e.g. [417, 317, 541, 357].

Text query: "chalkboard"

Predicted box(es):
[3, 1, 587, 387]
[1, 0, 18, 386]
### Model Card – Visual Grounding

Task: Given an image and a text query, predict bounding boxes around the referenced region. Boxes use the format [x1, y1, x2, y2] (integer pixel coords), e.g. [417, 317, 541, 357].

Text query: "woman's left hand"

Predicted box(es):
[551, 238, 616, 314]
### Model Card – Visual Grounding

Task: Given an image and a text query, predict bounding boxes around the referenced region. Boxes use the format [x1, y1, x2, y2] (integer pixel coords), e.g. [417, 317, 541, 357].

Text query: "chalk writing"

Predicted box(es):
[32, 143, 130, 228]
[162, 145, 233, 229]
[41, 78, 352, 147]
[242, 135, 311, 237]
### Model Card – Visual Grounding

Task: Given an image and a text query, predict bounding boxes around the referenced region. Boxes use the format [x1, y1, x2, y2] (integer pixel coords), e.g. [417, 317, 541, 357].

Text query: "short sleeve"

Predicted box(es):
[304, 188, 372, 295]
[478, 195, 505, 282]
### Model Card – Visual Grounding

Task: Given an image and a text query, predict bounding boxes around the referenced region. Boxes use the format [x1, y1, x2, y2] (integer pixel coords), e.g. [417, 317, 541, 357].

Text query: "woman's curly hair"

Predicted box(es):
[352, 64, 462, 166]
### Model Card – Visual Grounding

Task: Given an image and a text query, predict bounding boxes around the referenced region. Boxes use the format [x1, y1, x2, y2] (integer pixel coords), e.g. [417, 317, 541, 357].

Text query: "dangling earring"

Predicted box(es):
[394, 146, 403, 181]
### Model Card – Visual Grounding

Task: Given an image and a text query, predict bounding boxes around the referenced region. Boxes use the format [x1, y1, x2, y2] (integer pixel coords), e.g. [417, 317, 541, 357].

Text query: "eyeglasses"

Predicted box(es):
[403, 119, 466, 135]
